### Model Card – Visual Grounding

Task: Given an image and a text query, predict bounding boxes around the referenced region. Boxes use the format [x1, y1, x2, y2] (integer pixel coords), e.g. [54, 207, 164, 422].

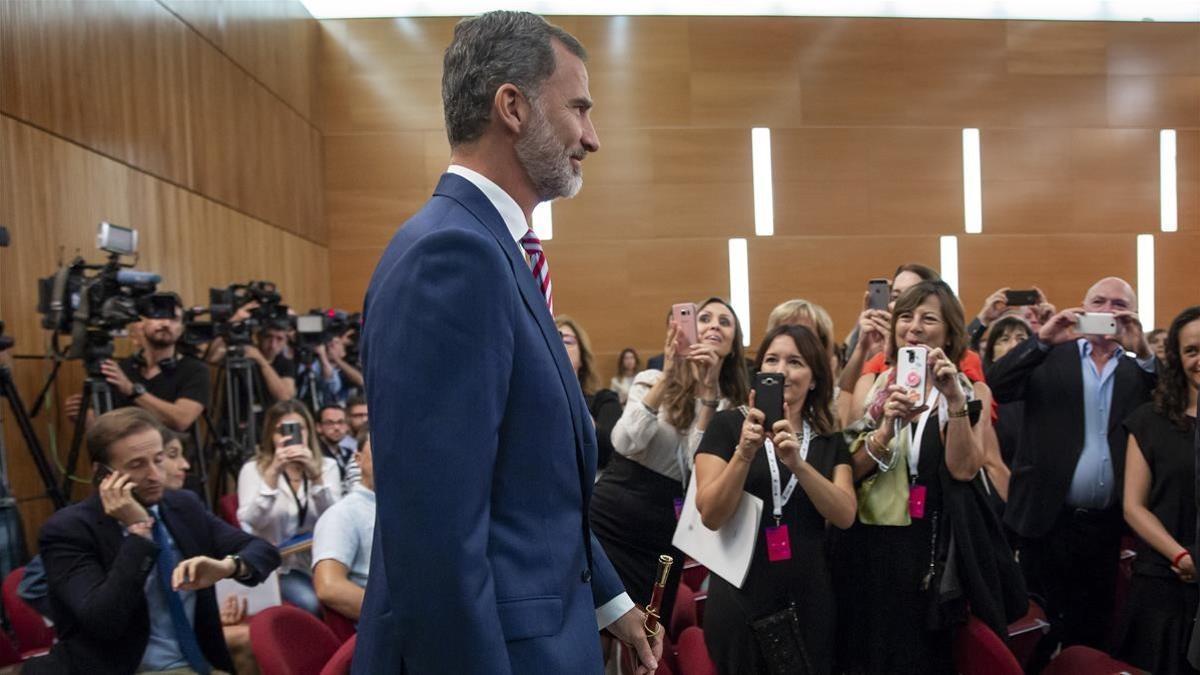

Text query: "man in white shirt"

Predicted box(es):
[313, 427, 375, 620]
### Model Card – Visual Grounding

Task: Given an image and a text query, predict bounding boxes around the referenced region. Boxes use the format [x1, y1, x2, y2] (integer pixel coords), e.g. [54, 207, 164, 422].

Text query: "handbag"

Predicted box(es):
[749, 602, 813, 675]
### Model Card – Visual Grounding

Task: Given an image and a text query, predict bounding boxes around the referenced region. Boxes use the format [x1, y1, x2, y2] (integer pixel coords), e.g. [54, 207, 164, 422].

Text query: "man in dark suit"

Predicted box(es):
[990, 276, 1155, 651]
[31, 408, 280, 675]
[354, 11, 659, 675]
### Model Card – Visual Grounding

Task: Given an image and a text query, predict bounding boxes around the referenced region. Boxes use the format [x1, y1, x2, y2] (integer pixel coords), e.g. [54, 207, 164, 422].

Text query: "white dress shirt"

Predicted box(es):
[445, 165, 634, 630]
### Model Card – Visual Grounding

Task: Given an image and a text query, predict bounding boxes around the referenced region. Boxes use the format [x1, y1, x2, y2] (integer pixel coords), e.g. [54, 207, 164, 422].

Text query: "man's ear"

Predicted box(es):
[493, 83, 530, 136]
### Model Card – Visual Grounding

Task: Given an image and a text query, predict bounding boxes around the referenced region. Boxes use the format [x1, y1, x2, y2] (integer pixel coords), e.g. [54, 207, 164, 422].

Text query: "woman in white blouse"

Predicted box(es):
[590, 297, 749, 630]
[238, 400, 342, 616]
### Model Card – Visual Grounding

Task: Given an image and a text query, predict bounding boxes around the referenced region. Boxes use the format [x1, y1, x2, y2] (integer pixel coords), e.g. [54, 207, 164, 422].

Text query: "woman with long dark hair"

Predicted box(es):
[695, 324, 855, 674]
[1117, 306, 1200, 674]
[590, 297, 749, 632]
[612, 348, 641, 404]
[556, 315, 622, 471]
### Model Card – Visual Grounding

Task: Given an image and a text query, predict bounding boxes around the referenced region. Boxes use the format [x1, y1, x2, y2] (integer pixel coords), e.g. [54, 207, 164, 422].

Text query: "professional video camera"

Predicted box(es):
[294, 308, 354, 349]
[36, 222, 161, 373]
[183, 281, 288, 347]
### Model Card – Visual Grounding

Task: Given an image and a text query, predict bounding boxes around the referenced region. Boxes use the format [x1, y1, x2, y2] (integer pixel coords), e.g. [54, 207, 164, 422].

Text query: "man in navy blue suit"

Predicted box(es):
[354, 11, 661, 674]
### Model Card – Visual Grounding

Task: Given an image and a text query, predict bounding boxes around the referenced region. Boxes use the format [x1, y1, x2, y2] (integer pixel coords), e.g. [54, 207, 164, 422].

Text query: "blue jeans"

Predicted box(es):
[279, 569, 321, 617]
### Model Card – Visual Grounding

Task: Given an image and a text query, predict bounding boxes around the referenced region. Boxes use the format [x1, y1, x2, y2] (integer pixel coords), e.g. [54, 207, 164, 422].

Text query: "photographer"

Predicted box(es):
[296, 324, 362, 408]
[247, 322, 297, 405]
[30, 408, 279, 675]
[66, 294, 210, 434]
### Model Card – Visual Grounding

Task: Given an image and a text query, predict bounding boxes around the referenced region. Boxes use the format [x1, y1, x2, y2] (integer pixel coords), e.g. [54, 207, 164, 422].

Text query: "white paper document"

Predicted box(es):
[215, 569, 282, 617]
[671, 474, 763, 589]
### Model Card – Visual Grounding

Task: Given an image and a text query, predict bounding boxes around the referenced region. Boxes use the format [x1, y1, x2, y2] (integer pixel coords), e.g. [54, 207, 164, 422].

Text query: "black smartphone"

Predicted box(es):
[867, 279, 891, 311]
[1004, 289, 1039, 307]
[280, 421, 303, 447]
[753, 372, 785, 432]
[92, 464, 113, 487]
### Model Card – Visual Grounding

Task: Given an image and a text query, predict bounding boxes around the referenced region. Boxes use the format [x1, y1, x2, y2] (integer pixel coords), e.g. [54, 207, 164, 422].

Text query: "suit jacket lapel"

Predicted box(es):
[432, 174, 592, 470]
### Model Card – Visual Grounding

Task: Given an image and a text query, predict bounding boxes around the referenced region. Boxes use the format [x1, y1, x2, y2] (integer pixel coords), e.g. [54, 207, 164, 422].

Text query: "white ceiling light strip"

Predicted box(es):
[728, 238, 752, 347]
[1137, 234, 1155, 330]
[1160, 130, 1178, 233]
[940, 235, 959, 295]
[752, 128, 775, 237]
[962, 128, 982, 234]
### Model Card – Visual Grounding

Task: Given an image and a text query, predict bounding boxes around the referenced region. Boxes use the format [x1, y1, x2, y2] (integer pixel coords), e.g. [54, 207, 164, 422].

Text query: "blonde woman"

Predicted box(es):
[237, 399, 342, 615]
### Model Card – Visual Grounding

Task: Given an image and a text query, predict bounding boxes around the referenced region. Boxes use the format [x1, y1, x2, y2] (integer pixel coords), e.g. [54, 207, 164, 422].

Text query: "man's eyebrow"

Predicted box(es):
[568, 96, 593, 110]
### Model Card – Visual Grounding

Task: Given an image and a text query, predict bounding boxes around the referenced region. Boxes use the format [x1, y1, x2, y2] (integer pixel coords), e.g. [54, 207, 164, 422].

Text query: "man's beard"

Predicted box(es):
[145, 330, 177, 350]
[515, 103, 583, 203]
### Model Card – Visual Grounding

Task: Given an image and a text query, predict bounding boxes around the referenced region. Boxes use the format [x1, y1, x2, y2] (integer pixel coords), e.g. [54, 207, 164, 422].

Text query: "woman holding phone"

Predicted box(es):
[1116, 306, 1200, 675]
[237, 399, 342, 615]
[590, 297, 749, 633]
[694, 325, 855, 674]
[836, 281, 1010, 675]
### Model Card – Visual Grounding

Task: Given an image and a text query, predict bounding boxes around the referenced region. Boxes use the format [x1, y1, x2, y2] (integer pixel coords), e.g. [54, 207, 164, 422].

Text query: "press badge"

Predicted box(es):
[765, 524, 792, 562]
[909, 484, 927, 519]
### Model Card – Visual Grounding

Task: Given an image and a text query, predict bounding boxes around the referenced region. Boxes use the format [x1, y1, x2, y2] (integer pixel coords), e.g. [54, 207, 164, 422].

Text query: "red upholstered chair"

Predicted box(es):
[670, 582, 697, 639]
[2, 567, 55, 658]
[674, 626, 717, 675]
[250, 605, 341, 675]
[322, 605, 357, 644]
[219, 493, 240, 528]
[1006, 598, 1051, 670]
[953, 614, 1023, 675]
[1042, 645, 1137, 675]
[0, 631, 23, 668]
[318, 635, 356, 675]
[681, 559, 708, 592]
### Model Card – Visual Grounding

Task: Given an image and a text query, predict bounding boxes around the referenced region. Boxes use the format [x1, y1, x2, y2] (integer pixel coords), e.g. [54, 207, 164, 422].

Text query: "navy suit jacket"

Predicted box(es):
[353, 174, 626, 674]
[32, 490, 279, 675]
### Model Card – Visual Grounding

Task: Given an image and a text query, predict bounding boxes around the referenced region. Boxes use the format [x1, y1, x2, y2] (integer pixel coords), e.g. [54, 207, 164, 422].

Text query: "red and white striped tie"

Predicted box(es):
[520, 228, 553, 314]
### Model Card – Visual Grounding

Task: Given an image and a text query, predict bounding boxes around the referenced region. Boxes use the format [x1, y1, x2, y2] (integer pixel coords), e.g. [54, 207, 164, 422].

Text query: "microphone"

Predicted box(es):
[116, 269, 162, 286]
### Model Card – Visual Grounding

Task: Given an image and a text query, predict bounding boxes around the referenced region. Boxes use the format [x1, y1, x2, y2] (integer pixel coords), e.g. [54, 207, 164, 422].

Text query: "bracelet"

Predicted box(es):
[1173, 550, 1191, 568]
[697, 398, 719, 408]
[948, 404, 970, 419]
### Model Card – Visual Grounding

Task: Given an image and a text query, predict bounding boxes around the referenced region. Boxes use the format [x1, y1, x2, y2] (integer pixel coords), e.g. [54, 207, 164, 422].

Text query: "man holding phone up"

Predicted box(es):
[989, 276, 1155, 654]
[30, 408, 280, 675]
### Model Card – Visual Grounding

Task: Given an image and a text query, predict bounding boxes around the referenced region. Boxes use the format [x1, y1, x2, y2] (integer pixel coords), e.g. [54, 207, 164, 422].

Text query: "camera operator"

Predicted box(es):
[66, 294, 210, 434]
[248, 321, 298, 406]
[297, 330, 363, 408]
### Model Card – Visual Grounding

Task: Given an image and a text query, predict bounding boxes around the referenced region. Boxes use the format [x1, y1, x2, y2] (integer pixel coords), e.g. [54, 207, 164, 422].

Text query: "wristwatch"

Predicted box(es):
[130, 383, 148, 399]
[225, 554, 248, 580]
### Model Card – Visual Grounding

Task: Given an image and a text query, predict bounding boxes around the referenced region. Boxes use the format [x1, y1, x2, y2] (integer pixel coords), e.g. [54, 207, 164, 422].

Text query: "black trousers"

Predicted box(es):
[1018, 507, 1122, 653]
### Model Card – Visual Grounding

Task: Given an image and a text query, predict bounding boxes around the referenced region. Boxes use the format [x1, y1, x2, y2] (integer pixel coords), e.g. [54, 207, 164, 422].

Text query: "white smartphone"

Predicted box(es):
[1075, 312, 1117, 336]
[896, 346, 928, 407]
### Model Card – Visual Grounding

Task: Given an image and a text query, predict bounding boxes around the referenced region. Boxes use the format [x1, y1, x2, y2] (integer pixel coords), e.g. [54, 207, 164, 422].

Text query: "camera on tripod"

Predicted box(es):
[35, 222, 161, 373]
[183, 281, 288, 348]
[294, 309, 352, 349]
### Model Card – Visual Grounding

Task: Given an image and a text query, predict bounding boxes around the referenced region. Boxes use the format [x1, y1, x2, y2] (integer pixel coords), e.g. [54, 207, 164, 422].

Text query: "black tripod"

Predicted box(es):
[60, 332, 117, 502]
[207, 343, 260, 505]
[0, 323, 66, 510]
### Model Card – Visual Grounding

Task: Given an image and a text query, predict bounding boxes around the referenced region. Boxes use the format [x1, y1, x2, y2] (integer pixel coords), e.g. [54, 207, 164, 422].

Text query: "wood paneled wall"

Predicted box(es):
[0, 1, 326, 550]
[320, 17, 1199, 384]
[0, 0, 324, 242]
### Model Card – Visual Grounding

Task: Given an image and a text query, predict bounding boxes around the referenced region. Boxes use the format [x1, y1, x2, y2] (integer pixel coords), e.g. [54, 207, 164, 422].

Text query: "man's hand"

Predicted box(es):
[1038, 308, 1083, 346]
[244, 345, 268, 365]
[172, 555, 238, 592]
[1114, 311, 1152, 359]
[607, 607, 661, 674]
[100, 360, 135, 397]
[99, 471, 151, 530]
[220, 594, 248, 626]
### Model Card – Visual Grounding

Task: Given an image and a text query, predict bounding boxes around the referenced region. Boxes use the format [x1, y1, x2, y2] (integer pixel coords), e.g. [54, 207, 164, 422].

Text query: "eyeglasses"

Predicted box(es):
[319, 420, 347, 426]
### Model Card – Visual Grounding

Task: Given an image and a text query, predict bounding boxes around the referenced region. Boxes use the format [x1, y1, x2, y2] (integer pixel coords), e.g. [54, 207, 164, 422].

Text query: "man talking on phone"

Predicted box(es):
[356, 11, 660, 674]
[989, 276, 1155, 658]
[29, 408, 279, 675]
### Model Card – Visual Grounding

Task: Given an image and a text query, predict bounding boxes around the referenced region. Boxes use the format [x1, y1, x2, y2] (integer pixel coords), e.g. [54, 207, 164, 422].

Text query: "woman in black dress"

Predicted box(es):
[837, 281, 993, 675]
[1117, 305, 1200, 675]
[694, 324, 856, 674]
[556, 315, 622, 470]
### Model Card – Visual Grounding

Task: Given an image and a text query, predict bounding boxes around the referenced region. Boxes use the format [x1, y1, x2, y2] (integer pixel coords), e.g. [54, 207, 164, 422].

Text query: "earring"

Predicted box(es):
[809, 384, 816, 391]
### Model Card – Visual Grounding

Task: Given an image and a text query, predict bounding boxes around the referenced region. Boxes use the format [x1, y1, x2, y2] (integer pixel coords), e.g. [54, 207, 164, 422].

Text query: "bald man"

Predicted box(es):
[989, 276, 1156, 654]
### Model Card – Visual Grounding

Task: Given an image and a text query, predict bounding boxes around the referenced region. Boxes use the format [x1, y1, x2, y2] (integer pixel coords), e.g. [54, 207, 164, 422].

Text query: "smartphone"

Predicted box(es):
[280, 421, 303, 447]
[896, 346, 928, 407]
[1075, 312, 1117, 336]
[672, 303, 699, 351]
[753, 372, 785, 432]
[92, 463, 113, 487]
[1004, 289, 1039, 307]
[867, 279, 891, 311]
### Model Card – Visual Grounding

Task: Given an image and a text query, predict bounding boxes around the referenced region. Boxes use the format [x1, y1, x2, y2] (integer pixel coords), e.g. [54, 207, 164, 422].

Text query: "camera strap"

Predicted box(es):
[283, 473, 309, 527]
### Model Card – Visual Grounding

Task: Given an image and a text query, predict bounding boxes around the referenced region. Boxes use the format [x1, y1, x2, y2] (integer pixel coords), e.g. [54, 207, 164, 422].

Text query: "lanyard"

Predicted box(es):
[906, 388, 939, 482]
[764, 420, 813, 525]
[284, 472, 310, 527]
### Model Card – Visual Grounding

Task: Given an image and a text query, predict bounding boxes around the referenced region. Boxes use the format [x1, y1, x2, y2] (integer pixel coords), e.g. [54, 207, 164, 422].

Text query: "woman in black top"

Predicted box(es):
[556, 315, 622, 470]
[694, 325, 856, 674]
[982, 315, 1033, 468]
[1117, 305, 1200, 675]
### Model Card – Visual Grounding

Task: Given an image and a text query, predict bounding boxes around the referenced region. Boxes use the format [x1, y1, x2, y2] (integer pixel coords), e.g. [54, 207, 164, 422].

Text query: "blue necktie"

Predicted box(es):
[151, 515, 212, 675]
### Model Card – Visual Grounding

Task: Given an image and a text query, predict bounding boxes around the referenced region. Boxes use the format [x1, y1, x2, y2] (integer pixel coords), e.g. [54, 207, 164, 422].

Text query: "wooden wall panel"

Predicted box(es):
[322, 16, 1200, 387]
[158, 0, 318, 123]
[0, 0, 323, 242]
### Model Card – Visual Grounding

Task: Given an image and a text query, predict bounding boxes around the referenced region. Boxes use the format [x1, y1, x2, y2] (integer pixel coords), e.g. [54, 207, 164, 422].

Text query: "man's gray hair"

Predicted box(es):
[442, 11, 586, 147]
